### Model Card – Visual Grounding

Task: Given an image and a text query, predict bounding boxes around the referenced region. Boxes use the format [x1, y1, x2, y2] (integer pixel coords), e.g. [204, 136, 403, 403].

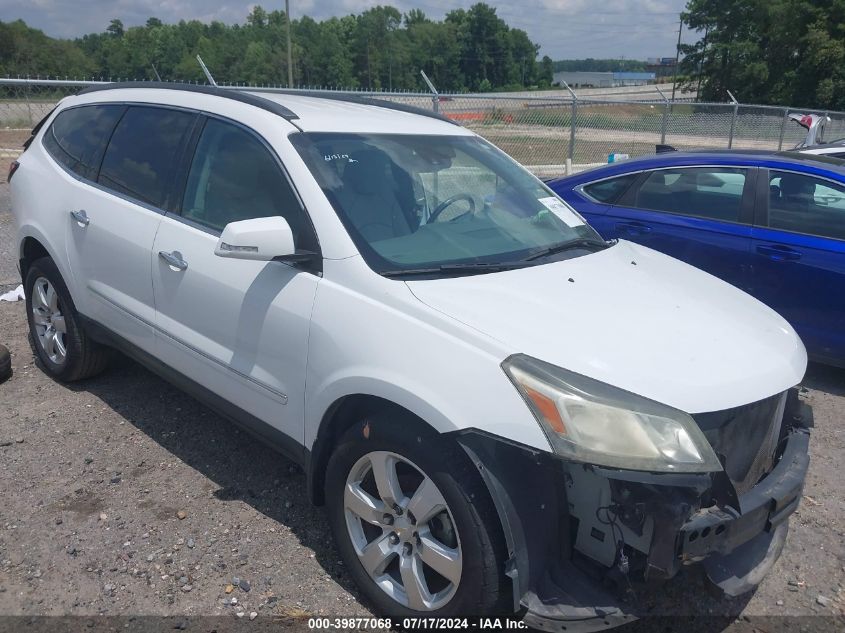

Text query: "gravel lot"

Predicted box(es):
[0, 181, 843, 631]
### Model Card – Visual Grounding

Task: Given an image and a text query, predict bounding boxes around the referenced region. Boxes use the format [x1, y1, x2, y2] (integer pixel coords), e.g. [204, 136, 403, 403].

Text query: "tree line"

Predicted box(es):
[0, 4, 555, 92]
[681, 0, 845, 109]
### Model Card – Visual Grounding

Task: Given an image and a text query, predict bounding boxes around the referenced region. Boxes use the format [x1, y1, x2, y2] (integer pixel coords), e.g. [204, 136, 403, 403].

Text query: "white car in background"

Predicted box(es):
[790, 112, 845, 158]
[9, 84, 811, 630]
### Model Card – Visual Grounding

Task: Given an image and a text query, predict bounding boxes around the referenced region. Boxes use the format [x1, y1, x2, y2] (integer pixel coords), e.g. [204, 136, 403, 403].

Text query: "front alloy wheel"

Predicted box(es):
[326, 414, 508, 618]
[344, 451, 462, 611]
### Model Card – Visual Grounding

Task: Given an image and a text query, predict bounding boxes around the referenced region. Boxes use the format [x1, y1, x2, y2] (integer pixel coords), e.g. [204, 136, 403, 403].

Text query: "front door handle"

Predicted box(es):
[70, 209, 89, 227]
[756, 244, 802, 262]
[616, 221, 652, 235]
[159, 250, 188, 271]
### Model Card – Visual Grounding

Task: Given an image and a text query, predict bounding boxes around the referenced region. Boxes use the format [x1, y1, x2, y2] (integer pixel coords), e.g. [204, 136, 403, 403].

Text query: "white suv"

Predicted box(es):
[10, 84, 811, 629]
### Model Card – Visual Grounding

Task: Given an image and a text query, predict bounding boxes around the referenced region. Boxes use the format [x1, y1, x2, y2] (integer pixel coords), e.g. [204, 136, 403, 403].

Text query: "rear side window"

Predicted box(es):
[42, 105, 124, 179]
[768, 170, 845, 240]
[582, 174, 638, 203]
[632, 167, 747, 222]
[98, 106, 196, 209]
[181, 118, 314, 249]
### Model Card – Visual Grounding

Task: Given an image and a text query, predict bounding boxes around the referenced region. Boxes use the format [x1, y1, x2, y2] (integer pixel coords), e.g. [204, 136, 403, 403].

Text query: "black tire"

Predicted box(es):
[0, 343, 10, 383]
[24, 257, 110, 382]
[326, 410, 509, 618]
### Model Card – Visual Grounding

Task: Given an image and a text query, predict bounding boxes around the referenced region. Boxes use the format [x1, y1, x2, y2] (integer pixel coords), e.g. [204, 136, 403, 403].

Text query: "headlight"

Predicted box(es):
[502, 354, 722, 473]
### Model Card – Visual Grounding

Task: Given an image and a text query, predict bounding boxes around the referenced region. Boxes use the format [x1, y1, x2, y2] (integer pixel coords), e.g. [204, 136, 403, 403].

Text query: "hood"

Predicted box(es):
[407, 240, 806, 414]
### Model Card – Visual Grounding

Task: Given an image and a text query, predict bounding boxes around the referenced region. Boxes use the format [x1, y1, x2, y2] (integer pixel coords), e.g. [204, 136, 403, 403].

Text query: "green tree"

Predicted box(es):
[107, 19, 124, 37]
[680, 0, 845, 108]
[2, 7, 548, 92]
[540, 55, 554, 86]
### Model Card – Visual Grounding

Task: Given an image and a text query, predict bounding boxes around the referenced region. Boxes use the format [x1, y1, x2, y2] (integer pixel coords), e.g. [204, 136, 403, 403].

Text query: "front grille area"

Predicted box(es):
[693, 391, 788, 495]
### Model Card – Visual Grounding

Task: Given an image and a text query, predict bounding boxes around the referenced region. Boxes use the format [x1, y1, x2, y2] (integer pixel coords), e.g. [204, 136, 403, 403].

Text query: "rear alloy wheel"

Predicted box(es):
[25, 257, 110, 382]
[31, 276, 68, 366]
[344, 451, 462, 611]
[326, 413, 508, 618]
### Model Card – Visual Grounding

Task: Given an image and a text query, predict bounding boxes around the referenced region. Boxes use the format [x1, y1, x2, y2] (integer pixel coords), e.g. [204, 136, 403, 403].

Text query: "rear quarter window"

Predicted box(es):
[581, 174, 638, 203]
[42, 105, 125, 179]
[98, 106, 196, 209]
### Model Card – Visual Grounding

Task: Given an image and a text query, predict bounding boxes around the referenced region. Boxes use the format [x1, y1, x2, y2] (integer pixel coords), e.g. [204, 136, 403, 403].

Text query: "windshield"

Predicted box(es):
[290, 132, 604, 275]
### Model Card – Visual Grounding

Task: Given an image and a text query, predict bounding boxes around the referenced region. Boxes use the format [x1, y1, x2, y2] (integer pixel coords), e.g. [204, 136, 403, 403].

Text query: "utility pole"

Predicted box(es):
[670, 16, 682, 102]
[285, 0, 293, 87]
[696, 25, 709, 98]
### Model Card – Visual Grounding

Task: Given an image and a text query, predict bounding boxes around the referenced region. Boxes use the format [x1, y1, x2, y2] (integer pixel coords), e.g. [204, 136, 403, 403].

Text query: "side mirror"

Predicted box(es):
[214, 216, 295, 261]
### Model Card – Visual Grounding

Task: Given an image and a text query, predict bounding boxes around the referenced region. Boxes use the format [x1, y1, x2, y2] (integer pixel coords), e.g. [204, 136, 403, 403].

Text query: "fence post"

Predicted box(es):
[727, 90, 739, 149]
[656, 86, 669, 144]
[728, 103, 739, 148]
[419, 70, 439, 114]
[562, 80, 578, 166]
[24, 81, 33, 126]
[778, 108, 789, 150]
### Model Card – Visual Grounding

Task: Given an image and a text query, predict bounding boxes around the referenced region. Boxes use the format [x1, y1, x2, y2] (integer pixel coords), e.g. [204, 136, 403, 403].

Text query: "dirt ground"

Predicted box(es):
[0, 180, 843, 631]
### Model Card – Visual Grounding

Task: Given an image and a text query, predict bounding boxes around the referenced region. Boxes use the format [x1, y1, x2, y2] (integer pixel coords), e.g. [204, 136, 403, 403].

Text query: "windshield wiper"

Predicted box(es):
[522, 238, 611, 262]
[381, 261, 529, 278]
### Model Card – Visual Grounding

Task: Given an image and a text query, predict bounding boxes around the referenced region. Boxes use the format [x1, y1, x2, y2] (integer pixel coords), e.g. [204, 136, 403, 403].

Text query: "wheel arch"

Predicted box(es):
[18, 230, 62, 283]
[307, 394, 440, 506]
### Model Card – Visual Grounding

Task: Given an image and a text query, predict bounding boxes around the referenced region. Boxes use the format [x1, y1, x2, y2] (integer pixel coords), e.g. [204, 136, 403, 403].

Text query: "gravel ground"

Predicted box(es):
[0, 182, 843, 631]
[0, 183, 17, 290]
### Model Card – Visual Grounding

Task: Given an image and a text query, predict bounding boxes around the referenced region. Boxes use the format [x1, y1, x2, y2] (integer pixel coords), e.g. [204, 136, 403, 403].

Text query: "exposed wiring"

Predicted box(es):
[596, 504, 635, 595]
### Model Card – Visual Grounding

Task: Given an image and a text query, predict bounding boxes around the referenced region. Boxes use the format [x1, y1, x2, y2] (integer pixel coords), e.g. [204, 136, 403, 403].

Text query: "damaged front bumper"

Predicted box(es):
[455, 388, 812, 632]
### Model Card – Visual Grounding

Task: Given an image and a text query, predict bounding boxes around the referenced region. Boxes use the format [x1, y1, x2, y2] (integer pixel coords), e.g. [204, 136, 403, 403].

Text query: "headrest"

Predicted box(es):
[672, 171, 699, 190]
[343, 150, 392, 195]
[780, 174, 815, 197]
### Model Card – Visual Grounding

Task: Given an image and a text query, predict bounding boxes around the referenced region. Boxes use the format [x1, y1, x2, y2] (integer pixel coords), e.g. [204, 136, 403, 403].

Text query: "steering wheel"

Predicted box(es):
[429, 193, 476, 223]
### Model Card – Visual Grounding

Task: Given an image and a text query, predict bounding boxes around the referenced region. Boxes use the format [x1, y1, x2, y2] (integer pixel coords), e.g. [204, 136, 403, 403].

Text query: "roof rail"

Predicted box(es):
[77, 81, 299, 121]
[77, 82, 460, 127]
[247, 88, 459, 126]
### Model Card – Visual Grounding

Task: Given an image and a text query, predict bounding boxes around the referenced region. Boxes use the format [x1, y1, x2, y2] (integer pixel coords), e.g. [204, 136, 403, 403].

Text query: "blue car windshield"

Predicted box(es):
[290, 132, 603, 273]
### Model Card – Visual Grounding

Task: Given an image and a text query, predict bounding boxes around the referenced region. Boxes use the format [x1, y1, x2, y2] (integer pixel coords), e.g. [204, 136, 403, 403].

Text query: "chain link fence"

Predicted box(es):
[2, 78, 844, 178]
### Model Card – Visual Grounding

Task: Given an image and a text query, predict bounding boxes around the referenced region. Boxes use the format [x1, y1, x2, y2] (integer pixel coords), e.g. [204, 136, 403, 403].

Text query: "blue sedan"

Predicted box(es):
[547, 151, 845, 366]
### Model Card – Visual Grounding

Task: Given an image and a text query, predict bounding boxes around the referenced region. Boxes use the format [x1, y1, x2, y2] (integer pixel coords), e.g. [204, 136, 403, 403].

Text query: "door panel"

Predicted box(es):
[750, 228, 845, 363]
[152, 217, 317, 440]
[605, 167, 755, 291]
[65, 184, 163, 351]
[56, 104, 194, 352]
[749, 170, 845, 364]
[152, 116, 320, 442]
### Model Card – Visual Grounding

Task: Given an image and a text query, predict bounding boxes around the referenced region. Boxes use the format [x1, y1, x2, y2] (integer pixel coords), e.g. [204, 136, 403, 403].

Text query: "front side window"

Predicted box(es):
[582, 174, 638, 204]
[181, 118, 311, 249]
[633, 167, 747, 222]
[43, 105, 124, 179]
[98, 106, 195, 209]
[290, 133, 601, 273]
[769, 170, 845, 240]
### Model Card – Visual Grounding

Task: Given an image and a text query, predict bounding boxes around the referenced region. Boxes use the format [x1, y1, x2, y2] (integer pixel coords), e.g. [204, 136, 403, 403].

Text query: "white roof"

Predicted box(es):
[65, 86, 469, 136]
[250, 92, 471, 135]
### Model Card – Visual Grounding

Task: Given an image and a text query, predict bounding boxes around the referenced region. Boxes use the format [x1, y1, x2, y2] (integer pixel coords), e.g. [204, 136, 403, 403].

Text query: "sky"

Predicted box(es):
[0, 0, 694, 60]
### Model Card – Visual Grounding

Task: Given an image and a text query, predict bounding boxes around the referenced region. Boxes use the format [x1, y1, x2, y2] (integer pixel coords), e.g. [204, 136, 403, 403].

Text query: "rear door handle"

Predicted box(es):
[616, 221, 652, 235]
[70, 209, 89, 227]
[756, 244, 802, 262]
[159, 250, 188, 271]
